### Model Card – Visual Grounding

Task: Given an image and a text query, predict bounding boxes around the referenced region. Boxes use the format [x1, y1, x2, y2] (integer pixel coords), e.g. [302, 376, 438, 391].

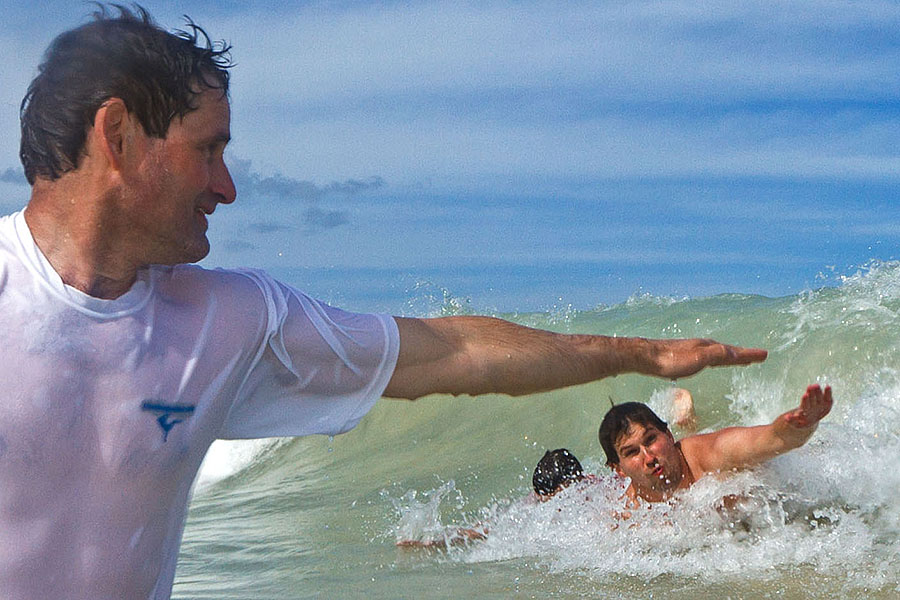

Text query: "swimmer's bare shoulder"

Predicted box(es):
[677, 432, 720, 478]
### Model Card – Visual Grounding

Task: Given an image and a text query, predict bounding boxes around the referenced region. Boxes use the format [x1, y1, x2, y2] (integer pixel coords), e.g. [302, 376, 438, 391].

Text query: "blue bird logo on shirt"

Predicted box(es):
[140, 401, 195, 442]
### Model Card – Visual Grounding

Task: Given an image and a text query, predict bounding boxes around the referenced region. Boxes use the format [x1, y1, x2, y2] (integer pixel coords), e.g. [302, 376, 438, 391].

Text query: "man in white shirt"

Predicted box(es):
[2, 5, 767, 598]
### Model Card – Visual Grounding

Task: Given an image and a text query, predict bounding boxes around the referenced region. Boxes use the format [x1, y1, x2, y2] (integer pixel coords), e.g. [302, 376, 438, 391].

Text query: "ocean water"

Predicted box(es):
[173, 261, 900, 599]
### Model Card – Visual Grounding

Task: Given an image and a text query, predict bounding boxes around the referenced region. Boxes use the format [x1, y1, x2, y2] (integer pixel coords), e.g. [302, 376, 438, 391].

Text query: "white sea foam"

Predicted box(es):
[194, 438, 281, 493]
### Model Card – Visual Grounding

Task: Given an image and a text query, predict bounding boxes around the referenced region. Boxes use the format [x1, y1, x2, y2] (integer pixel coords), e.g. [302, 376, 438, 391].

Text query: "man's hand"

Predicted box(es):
[650, 338, 768, 380]
[783, 384, 833, 430]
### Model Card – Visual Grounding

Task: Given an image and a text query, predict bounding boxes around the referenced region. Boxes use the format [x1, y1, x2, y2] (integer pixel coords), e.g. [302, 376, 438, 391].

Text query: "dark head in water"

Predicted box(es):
[532, 448, 585, 498]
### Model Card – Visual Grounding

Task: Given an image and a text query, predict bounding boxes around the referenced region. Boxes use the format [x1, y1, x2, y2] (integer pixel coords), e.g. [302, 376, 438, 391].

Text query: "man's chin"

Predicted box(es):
[658, 475, 681, 491]
[156, 239, 210, 266]
[184, 236, 211, 263]
[645, 474, 676, 492]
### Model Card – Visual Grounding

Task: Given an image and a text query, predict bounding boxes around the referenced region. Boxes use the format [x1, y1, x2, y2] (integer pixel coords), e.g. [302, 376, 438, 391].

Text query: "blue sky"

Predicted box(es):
[2, 1, 899, 312]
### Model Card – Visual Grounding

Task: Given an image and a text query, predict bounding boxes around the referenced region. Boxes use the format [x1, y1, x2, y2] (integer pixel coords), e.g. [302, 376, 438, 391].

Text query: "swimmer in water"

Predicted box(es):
[599, 384, 833, 505]
[531, 448, 603, 501]
[397, 448, 596, 547]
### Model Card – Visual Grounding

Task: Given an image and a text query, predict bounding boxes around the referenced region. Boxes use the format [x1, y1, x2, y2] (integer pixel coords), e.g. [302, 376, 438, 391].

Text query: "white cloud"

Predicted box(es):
[199, 0, 900, 185]
[225, 1, 900, 106]
[7, 1, 900, 186]
[230, 104, 900, 185]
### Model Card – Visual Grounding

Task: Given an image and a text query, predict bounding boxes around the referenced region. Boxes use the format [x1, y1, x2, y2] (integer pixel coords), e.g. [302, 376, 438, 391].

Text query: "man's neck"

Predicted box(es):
[24, 177, 141, 300]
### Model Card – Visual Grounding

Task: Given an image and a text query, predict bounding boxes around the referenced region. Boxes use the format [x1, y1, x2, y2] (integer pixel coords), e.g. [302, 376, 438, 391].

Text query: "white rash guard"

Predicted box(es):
[0, 211, 400, 599]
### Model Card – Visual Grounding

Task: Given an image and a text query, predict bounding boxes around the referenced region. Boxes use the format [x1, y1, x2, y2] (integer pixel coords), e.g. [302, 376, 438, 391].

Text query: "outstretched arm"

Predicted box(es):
[685, 384, 833, 475]
[383, 316, 767, 400]
[396, 526, 487, 549]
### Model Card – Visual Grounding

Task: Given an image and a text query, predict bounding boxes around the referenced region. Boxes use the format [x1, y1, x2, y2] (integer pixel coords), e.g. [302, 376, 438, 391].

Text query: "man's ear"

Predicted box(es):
[92, 98, 133, 172]
[612, 463, 625, 478]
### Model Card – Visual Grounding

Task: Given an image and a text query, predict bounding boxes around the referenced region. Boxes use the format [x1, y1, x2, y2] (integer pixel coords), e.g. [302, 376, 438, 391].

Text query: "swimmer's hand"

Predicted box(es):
[396, 538, 445, 549]
[651, 339, 768, 379]
[783, 384, 833, 430]
[396, 526, 487, 549]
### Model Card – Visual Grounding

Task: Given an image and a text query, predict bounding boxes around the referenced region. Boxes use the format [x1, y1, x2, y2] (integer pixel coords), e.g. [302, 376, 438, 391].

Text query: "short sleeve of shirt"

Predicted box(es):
[218, 269, 400, 439]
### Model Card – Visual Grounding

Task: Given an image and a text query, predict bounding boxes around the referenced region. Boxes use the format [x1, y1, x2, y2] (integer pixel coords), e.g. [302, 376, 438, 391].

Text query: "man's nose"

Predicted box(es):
[211, 158, 236, 204]
[641, 447, 655, 465]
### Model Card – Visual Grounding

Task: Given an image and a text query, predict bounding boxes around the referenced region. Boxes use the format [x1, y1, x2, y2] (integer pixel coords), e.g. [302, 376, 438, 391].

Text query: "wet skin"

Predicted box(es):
[613, 423, 689, 502]
[123, 87, 236, 267]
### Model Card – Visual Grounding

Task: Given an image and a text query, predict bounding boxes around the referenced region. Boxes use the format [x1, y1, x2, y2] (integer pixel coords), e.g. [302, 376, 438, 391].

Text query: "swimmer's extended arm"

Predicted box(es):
[383, 316, 767, 400]
[685, 384, 833, 474]
[396, 526, 487, 549]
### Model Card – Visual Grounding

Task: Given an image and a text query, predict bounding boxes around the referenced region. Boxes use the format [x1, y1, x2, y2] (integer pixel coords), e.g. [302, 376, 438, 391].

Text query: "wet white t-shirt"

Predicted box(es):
[0, 211, 400, 599]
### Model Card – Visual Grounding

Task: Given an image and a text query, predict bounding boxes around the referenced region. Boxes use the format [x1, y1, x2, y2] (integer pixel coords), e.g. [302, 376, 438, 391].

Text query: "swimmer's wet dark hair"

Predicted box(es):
[532, 448, 584, 496]
[598, 402, 668, 466]
[20, 3, 233, 184]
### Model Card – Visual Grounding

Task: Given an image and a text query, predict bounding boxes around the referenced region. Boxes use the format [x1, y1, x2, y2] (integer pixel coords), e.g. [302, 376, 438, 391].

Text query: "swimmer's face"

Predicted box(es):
[612, 422, 683, 499]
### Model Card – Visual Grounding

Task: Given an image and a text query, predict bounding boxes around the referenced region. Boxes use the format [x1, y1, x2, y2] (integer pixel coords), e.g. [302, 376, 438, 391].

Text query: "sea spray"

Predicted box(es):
[386, 480, 469, 547]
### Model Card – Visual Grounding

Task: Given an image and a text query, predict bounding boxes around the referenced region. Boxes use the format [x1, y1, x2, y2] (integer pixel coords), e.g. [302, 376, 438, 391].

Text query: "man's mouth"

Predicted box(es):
[195, 204, 216, 226]
[194, 208, 211, 231]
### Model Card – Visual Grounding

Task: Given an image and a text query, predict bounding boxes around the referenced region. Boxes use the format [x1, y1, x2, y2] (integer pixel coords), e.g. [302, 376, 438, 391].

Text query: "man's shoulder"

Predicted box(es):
[0, 211, 41, 278]
[160, 264, 261, 285]
[680, 426, 749, 476]
[0, 211, 25, 255]
[678, 433, 718, 474]
[153, 264, 271, 308]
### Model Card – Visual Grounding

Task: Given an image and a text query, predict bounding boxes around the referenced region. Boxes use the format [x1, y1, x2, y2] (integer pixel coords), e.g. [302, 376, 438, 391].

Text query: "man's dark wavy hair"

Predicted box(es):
[532, 448, 584, 496]
[19, 3, 233, 185]
[598, 402, 668, 466]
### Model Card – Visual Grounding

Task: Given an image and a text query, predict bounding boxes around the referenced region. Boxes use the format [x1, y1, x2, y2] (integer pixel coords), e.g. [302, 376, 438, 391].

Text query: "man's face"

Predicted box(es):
[127, 86, 236, 265]
[612, 422, 683, 499]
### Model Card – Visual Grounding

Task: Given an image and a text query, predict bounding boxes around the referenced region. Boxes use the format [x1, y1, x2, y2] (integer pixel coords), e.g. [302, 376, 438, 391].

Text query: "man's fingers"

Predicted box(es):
[816, 385, 834, 419]
[802, 384, 819, 407]
[656, 339, 768, 379]
[792, 384, 833, 427]
[722, 346, 768, 365]
[806, 384, 832, 415]
[703, 342, 767, 366]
